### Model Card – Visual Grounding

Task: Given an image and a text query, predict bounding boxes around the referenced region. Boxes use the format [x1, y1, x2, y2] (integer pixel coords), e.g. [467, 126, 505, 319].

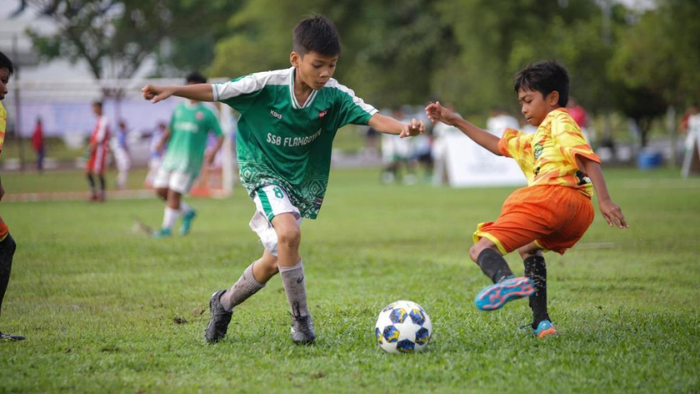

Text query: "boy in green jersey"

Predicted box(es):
[151, 72, 224, 238]
[142, 15, 424, 344]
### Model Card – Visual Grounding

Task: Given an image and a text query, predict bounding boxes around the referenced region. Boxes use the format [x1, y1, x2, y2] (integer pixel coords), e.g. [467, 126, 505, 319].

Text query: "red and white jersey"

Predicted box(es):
[90, 116, 110, 147]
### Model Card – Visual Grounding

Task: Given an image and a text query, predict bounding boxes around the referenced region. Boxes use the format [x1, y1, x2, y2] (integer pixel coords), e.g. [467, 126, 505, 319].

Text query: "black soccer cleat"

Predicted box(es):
[204, 290, 232, 343]
[0, 332, 26, 341]
[290, 315, 316, 345]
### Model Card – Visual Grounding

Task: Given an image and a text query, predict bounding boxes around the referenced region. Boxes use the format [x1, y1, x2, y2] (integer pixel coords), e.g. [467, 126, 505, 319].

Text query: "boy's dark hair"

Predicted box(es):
[92, 100, 103, 108]
[293, 15, 341, 57]
[0, 51, 14, 75]
[186, 72, 207, 84]
[513, 60, 569, 107]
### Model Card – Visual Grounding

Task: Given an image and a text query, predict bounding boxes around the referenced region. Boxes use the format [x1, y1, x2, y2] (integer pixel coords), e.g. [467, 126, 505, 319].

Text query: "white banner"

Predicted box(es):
[445, 134, 526, 187]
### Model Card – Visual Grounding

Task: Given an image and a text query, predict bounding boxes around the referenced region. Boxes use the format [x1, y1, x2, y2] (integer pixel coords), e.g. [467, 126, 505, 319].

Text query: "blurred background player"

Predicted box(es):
[112, 120, 131, 189]
[144, 121, 167, 188]
[86, 101, 110, 202]
[142, 15, 424, 345]
[151, 72, 224, 238]
[426, 60, 627, 338]
[566, 96, 591, 144]
[0, 51, 23, 341]
[32, 117, 44, 174]
[486, 107, 519, 137]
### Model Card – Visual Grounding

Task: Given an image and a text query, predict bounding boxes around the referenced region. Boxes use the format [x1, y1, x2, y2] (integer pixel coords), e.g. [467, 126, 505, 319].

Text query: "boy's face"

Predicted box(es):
[518, 88, 560, 127]
[0, 67, 10, 101]
[290, 51, 338, 90]
[92, 104, 102, 116]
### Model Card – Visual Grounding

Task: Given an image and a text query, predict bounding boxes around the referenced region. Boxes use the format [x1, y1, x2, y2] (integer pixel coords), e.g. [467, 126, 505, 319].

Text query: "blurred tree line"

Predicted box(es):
[22, 0, 700, 146]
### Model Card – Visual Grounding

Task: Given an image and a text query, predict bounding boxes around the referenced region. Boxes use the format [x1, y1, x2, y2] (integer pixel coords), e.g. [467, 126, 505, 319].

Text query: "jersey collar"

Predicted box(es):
[289, 67, 318, 110]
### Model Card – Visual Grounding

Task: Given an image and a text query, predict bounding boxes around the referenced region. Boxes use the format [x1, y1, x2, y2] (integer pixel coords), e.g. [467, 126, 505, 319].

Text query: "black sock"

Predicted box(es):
[87, 174, 96, 194]
[476, 248, 513, 284]
[0, 233, 17, 315]
[524, 255, 549, 328]
[99, 175, 106, 194]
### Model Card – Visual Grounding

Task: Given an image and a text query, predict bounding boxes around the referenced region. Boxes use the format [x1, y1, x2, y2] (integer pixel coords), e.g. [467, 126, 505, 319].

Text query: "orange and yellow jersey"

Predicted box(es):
[0, 101, 6, 153]
[498, 108, 600, 198]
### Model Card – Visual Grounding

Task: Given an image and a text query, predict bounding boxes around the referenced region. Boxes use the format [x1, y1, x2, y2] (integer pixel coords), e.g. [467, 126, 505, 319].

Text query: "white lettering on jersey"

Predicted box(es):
[270, 110, 282, 120]
[174, 122, 199, 133]
[266, 128, 322, 148]
[284, 129, 322, 147]
[267, 133, 282, 145]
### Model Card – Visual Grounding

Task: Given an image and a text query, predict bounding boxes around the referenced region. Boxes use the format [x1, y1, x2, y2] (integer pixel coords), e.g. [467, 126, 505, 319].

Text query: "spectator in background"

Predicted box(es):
[381, 107, 415, 184]
[32, 117, 44, 173]
[684, 104, 700, 152]
[112, 120, 131, 189]
[431, 102, 461, 186]
[145, 122, 167, 188]
[566, 96, 591, 143]
[86, 101, 110, 202]
[486, 107, 519, 137]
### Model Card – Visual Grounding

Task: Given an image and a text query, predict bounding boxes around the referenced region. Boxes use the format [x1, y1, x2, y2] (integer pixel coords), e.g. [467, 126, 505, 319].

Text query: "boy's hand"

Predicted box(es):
[426, 101, 457, 125]
[142, 85, 174, 103]
[399, 119, 425, 138]
[599, 199, 628, 229]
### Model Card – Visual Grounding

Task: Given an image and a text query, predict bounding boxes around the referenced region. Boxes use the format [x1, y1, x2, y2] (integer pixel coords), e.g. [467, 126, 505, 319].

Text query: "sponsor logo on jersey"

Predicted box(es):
[270, 110, 282, 120]
[318, 110, 328, 119]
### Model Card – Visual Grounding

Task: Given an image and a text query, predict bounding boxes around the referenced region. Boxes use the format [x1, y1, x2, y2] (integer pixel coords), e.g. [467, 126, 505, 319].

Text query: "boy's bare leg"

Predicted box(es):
[518, 242, 551, 329]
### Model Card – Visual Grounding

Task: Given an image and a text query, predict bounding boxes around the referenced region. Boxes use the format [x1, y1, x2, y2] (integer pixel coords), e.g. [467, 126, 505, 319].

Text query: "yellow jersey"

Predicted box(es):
[498, 108, 600, 198]
[0, 101, 6, 154]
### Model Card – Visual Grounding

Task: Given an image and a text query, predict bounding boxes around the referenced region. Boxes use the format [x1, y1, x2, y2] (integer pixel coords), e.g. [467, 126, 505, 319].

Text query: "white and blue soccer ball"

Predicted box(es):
[374, 300, 432, 353]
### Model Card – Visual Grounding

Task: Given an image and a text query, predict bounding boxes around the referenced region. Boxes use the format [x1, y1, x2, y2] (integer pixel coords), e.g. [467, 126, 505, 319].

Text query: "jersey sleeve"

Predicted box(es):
[498, 128, 530, 160]
[0, 103, 6, 154]
[212, 73, 268, 114]
[551, 114, 600, 166]
[332, 83, 378, 128]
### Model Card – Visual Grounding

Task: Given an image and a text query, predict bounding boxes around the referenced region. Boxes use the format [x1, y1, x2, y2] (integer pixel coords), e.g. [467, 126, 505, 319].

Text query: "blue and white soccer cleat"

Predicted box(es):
[533, 320, 558, 338]
[180, 209, 197, 236]
[152, 228, 173, 238]
[474, 276, 535, 311]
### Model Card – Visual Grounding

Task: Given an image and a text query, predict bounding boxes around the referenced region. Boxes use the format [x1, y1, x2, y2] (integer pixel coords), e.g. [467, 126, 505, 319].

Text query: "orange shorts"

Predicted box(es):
[473, 185, 594, 255]
[0, 215, 8, 241]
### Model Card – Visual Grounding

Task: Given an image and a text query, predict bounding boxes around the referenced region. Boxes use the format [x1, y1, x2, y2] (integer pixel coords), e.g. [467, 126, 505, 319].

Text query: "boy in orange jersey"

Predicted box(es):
[0, 51, 23, 341]
[426, 60, 627, 338]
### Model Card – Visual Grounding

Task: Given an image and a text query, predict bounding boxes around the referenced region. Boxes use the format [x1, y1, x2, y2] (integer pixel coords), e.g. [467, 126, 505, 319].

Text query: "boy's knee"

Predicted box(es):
[469, 245, 483, 262]
[276, 225, 301, 250]
[518, 245, 542, 259]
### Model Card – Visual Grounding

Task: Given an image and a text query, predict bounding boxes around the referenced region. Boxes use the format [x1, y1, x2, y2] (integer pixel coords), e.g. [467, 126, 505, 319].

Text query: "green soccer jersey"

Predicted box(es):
[212, 67, 378, 219]
[161, 102, 223, 176]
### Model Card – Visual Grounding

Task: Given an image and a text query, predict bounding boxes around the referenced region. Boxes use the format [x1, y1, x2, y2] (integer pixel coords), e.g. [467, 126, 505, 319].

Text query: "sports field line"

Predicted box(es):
[3, 189, 154, 203]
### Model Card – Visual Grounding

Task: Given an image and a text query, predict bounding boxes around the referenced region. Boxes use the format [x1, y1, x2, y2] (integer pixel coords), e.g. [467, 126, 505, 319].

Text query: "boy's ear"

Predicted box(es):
[290, 52, 300, 67]
[547, 91, 560, 107]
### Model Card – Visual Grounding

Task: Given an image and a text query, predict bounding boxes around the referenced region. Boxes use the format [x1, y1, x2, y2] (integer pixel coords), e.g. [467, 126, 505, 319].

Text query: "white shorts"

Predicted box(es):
[153, 168, 196, 194]
[249, 185, 302, 256]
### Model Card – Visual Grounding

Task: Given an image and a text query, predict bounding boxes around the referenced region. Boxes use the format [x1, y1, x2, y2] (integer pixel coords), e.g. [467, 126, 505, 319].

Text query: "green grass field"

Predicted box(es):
[0, 167, 699, 394]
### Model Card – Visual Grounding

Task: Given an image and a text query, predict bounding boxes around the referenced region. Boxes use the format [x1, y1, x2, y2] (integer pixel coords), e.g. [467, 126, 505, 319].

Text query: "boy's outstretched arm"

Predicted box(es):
[425, 101, 501, 155]
[142, 83, 214, 103]
[368, 113, 425, 138]
[580, 157, 628, 229]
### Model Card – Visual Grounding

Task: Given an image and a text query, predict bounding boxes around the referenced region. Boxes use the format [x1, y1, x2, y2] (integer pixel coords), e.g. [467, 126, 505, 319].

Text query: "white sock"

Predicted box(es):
[179, 201, 192, 215]
[162, 207, 180, 230]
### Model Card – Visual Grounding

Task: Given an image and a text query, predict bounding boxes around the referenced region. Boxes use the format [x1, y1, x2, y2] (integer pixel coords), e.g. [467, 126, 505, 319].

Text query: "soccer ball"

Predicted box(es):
[374, 300, 432, 353]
